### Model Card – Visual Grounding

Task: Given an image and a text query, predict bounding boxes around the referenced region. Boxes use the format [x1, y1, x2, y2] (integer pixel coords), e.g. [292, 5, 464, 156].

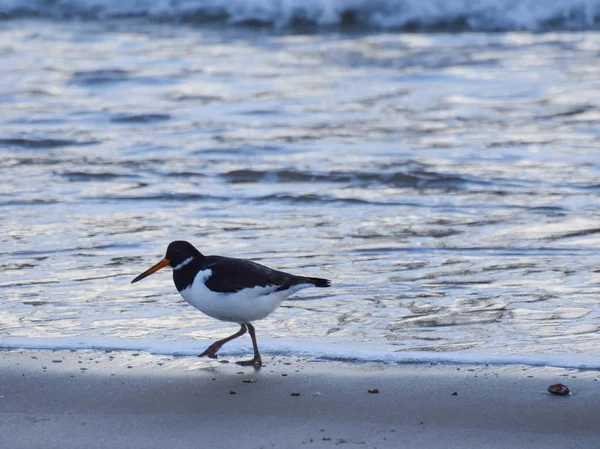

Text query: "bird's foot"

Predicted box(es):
[236, 356, 262, 368]
[198, 344, 222, 359]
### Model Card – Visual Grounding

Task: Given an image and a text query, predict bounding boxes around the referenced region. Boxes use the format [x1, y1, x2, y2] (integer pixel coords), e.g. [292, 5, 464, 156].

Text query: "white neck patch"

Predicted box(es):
[174, 256, 194, 271]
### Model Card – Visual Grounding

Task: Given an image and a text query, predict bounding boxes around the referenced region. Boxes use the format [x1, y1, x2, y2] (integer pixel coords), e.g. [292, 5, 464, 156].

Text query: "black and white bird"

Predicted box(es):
[131, 240, 331, 367]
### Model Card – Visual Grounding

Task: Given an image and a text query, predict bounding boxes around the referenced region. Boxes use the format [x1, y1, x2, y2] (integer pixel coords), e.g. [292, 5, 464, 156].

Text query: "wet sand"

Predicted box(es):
[1, 350, 599, 449]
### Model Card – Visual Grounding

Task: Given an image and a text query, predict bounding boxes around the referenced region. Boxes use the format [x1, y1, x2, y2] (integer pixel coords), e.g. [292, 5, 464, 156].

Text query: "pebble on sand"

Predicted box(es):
[547, 384, 570, 396]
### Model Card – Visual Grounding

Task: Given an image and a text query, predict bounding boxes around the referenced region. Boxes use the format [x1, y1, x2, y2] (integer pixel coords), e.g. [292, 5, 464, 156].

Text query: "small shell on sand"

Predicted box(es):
[547, 384, 570, 396]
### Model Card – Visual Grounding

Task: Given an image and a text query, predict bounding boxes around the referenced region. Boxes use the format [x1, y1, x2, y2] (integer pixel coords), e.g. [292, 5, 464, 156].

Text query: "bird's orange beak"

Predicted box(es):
[131, 258, 170, 284]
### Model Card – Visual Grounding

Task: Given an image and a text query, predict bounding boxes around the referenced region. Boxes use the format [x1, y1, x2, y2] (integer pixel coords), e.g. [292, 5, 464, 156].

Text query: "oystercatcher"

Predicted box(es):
[131, 241, 331, 367]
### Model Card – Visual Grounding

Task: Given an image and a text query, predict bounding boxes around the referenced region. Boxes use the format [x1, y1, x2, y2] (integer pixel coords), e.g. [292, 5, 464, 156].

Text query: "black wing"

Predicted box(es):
[203, 256, 327, 293]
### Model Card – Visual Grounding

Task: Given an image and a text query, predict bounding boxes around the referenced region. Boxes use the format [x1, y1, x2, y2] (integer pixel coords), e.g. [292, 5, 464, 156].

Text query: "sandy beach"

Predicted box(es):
[1, 350, 598, 449]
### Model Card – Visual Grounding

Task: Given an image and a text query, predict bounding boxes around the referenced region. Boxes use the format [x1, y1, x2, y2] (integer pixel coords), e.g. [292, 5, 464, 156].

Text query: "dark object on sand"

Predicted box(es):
[547, 383, 570, 396]
[368, 389, 380, 394]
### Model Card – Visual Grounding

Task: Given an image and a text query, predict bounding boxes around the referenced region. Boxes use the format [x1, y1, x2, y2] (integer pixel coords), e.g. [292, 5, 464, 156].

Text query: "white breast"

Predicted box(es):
[179, 269, 312, 323]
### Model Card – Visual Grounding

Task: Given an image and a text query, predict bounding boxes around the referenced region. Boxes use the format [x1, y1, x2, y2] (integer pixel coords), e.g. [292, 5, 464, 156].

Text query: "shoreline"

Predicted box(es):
[1, 338, 599, 371]
[2, 349, 599, 448]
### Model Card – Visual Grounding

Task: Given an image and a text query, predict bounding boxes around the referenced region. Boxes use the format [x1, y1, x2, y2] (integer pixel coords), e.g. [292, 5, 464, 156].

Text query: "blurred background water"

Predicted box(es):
[2, 0, 600, 367]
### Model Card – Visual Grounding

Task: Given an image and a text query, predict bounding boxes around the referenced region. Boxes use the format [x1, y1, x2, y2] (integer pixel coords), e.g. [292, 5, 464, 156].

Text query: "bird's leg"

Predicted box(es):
[199, 324, 247, 359]
[236, 323, 262, 368]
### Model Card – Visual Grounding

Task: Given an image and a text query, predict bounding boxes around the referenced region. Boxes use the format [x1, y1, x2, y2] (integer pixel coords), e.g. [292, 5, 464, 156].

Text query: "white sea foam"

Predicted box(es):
[1, 336, 599, 370]
[1, 0, 599, 31]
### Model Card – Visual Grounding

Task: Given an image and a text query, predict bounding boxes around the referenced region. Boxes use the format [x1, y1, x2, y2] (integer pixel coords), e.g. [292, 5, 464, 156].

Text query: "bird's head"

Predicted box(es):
[131, 240, 201, 283]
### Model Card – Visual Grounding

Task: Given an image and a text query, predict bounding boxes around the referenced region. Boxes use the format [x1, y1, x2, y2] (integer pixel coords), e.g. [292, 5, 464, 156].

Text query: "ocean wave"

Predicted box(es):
[1, 0, 599, 31]
[0, 137, 99, 148]
[222, 168, 469, 188]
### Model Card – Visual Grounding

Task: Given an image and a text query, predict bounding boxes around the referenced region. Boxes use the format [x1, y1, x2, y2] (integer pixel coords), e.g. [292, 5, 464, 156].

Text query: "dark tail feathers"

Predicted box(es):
[306, 276, 331, 288]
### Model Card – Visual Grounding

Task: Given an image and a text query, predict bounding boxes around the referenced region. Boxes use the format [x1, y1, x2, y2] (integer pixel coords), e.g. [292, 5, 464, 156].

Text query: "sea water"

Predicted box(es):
[2, 0, 600, 368]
